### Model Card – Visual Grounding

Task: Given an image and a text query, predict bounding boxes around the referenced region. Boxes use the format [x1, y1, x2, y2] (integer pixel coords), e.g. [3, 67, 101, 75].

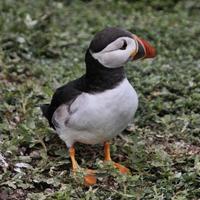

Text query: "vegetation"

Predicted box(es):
[0, 0, 199, 199]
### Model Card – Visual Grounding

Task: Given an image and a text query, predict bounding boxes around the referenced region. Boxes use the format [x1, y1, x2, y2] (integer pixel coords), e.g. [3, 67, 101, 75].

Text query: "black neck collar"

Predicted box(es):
[83, 49, 125, 92]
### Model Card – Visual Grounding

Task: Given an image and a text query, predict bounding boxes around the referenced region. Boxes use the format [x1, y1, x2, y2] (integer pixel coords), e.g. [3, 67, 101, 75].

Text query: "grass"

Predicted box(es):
[0, 0, 200, 199]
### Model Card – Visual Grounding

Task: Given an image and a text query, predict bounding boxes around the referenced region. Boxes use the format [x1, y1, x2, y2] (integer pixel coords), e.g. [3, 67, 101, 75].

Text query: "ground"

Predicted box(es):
[0, 0, 200, 199]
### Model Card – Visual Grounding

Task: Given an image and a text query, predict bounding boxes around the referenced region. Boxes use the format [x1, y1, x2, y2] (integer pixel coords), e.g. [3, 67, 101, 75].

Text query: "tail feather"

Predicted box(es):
[40, 104, 50, 119]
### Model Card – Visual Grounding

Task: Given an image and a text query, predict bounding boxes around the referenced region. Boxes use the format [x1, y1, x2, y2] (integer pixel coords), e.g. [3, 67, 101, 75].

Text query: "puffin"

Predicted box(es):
[41, 27, 156, 185]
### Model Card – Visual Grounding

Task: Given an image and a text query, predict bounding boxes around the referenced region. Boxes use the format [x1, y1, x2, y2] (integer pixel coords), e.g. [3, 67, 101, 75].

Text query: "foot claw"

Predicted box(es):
[114, 162, 130, 174]
[84, 169, 96, 186]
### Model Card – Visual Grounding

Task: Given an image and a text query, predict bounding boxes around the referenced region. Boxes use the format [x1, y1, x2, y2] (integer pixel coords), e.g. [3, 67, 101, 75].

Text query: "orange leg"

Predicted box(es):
[69, 146, 78, 172]
[69, 146, 96, 186]
[104, 142, 112, 161]
[104, 142, 129, 174]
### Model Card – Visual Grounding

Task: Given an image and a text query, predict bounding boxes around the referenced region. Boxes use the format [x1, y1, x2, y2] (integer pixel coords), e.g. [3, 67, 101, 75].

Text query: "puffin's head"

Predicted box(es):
[89, 27, 156, 68]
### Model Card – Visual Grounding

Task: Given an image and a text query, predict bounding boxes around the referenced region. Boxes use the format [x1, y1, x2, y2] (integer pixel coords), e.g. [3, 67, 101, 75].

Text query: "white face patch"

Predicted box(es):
[91, 37, 138, 68]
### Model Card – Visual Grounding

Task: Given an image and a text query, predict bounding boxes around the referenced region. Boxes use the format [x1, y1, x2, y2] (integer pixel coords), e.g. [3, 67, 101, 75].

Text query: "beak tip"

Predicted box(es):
[146, 46, 156, 58]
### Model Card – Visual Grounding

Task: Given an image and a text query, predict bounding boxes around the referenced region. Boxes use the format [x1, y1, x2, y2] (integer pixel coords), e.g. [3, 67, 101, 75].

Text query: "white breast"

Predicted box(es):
[55, 79, 138, 147]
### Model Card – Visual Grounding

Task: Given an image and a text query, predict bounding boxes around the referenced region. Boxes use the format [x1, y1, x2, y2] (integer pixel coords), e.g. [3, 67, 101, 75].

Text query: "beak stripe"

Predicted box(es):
[131, 34, 156, 60]
[130, 40, 138, 59]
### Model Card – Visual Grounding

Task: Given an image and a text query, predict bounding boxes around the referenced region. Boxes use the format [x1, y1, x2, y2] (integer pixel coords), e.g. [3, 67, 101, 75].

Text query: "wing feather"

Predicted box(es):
[41, 78, 84, 129]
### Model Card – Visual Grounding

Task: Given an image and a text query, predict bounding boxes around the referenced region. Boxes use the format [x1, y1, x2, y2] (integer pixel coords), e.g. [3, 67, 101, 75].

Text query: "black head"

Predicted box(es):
[89, 27, 132, 53]
[88, 27, 156, 69]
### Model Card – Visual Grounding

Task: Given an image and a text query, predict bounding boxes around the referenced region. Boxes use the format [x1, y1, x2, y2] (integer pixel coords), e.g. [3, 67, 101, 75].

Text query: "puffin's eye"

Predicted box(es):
[120, 40, 127, 50]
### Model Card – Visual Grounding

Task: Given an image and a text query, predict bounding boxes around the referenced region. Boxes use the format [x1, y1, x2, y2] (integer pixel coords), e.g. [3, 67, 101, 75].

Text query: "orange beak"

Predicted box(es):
[131, 34, 156, 60]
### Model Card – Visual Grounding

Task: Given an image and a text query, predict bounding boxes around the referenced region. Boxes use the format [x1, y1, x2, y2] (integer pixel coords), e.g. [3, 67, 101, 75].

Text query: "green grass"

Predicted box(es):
[0, 0, 200, 199]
